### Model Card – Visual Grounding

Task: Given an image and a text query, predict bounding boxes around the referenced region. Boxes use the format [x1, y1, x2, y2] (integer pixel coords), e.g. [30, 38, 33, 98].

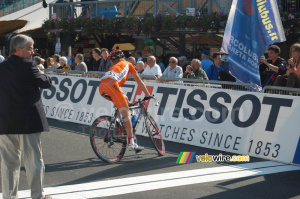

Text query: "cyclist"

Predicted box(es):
[99, 49, 151, 152]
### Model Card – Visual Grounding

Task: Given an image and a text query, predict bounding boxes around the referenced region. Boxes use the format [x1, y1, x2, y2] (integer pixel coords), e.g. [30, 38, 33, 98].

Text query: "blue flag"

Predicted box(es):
[221, 0, 286, 89]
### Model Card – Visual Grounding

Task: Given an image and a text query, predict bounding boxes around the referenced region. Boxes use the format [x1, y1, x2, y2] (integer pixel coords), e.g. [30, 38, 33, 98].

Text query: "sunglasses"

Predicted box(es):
[169, 61, 176, 63]
[292, 49, 299, 52]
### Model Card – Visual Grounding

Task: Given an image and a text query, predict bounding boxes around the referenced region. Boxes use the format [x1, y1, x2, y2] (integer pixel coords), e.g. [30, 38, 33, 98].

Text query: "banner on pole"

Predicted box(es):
[221, 0, 286, 89]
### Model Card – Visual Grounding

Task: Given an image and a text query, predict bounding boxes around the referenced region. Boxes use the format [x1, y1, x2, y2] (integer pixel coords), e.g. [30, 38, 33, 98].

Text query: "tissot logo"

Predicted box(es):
[156, 87, 293, 132]
[43, 77, 100, 105]
[133, 85, 154, 108]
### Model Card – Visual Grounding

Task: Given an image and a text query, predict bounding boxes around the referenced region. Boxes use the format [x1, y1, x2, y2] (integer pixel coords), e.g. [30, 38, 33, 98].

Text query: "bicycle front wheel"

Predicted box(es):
[90, 115, 126, 163]
[145, 115, 165, 156]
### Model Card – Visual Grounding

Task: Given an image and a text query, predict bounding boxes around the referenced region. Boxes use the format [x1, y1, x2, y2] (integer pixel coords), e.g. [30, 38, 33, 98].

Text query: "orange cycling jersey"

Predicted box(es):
[101, 60, 136, 86]
[99, 60, 136, 108]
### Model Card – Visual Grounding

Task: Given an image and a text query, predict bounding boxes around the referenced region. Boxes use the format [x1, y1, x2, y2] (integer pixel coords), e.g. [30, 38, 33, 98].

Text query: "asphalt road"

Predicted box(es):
[1, 118, 300, 199]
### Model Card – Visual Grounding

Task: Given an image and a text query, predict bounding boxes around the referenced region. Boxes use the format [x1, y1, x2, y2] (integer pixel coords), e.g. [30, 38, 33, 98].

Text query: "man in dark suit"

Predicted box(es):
[0, 34, 52, 199]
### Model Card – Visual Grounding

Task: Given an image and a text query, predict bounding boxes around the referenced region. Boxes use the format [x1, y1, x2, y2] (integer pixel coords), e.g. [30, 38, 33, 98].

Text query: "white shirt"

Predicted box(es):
[161, 65, 183, 78]
[52, 62, 60, 69]
[0, 55, 4, 63]
[37, 64, 44, 70]
[142, 64, 162, 78]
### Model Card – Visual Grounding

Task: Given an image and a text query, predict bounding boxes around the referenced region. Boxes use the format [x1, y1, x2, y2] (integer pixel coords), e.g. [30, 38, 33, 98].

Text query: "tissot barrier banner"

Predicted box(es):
[221, 0, 286, 89]
[42, 75, 300, 165]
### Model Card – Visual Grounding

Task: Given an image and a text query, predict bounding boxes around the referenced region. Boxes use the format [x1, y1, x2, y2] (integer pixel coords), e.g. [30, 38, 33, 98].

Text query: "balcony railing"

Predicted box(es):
[0, 0, 42, 17]
[48, 0, 234, 19]
[48, 0, 297, 20]
[277, 0, 299, 12]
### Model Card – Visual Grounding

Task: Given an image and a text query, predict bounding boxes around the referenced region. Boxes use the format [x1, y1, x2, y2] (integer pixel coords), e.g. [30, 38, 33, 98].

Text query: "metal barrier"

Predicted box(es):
[86, 71, 157, 82]
[158, 76, 260, 92]
[45, 70, 260, 92]
[44, 68, 85, 77]
[263, 86, 300, 96]
[64, 71, 260, 92]
[48, 0, 232, 19]
[86, 71, 106, 78]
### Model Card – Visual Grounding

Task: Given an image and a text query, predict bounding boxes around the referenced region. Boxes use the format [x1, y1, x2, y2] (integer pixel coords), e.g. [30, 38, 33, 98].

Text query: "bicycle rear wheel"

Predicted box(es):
[145, 115, 165, 156]
[90, 115, 126, 163]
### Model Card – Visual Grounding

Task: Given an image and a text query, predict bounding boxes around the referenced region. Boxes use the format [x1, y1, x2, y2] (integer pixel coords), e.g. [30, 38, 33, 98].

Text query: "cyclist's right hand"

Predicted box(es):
[143, 96, 153, 101]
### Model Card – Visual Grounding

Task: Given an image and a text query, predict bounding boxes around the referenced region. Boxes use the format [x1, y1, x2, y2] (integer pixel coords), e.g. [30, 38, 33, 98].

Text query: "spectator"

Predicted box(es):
[142, 57, 148, 66]
[32, 48, 41, 58]
[34, 56, 45, 70]
[142, 56, 162, 78]
[133, 50, 143, 62]
[91, 48, 101, 71]
[128, 56, 136, 66]
[0, 50, 5, 63]
[52, 54, 61, 69]
[57, 56, 71, 70]
[136, 61, 145, 74]
[0, 34, 52, 199]
[183, 59, 208, 80]
[201, 50, 214, 73]
[98, 48, 112, 71]
[273, 43, 300, 88]
[161, 57, 183, 78]
[71, 53, 77, 70]
[178, 56, 188, 72]
[41, 58, 45, 66]
[74, 53, 88, 73]
[46, 57, 54, 69]
[157, 56, 166, 73]
[205, 53, 226, 81]
[259, 45, 288, 87]
[62, 51, 72, 66]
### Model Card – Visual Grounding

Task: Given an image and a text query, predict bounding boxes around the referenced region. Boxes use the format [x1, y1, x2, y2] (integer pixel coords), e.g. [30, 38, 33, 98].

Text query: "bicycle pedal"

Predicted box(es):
[135, 149, 143, 154]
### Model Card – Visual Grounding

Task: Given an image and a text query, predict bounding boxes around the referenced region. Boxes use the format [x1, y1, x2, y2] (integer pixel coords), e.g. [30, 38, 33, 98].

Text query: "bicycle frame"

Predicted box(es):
[107, 99, 148, 146]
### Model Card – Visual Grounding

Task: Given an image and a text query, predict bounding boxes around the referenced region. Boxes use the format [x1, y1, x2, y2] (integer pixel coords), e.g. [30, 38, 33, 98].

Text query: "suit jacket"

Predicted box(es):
[75, 61, 88, 73]
[0, 55, 52, 134]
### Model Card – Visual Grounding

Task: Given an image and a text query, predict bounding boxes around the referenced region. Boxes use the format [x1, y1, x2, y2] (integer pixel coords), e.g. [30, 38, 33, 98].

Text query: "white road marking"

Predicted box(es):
[3, 161, 299, 199]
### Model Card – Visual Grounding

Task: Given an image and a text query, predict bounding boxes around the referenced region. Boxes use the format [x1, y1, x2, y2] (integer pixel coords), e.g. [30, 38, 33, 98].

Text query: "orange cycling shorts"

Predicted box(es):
[99, 78, 129, 109]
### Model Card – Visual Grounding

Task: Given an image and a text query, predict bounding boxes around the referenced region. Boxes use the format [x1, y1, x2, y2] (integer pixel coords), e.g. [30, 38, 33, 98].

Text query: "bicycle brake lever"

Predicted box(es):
[153, 96, 160, 106]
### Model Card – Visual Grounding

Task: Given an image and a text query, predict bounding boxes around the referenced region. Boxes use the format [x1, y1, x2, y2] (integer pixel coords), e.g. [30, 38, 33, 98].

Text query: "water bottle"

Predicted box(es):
[131, 115, 138, 127]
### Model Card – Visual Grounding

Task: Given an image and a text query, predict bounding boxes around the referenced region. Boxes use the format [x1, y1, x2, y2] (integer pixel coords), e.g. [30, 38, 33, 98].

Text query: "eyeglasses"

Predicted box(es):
[169, 61, 176, 63]
[292, 49, 299, 53]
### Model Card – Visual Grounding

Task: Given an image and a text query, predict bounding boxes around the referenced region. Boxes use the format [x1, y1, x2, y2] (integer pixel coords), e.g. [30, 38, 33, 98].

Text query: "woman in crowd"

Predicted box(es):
[52, 54, 61, 69]
[274, 43, 300, 88]
[46, 57, 54, 69]
[57, 56, 71, 70]
[34, 56, 45, 70]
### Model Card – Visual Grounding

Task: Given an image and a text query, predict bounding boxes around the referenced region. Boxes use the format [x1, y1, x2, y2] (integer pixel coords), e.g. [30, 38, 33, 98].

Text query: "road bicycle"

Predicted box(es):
[90, 95, 165, 163]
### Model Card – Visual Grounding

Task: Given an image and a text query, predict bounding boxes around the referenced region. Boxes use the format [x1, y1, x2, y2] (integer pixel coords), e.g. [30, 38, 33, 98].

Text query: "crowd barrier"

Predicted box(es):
[263, 86, 300, 96]
[45, 69, 300, 95]
[41, 74, 300, 165]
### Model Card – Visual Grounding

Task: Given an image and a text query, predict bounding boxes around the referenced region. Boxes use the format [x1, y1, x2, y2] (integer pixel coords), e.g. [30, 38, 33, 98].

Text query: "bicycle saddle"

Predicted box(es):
[102, 94, 112, 101]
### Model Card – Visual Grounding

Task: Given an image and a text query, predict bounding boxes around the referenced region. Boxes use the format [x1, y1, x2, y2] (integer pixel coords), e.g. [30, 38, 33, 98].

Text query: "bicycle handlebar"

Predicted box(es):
[129, 95, 159, 107]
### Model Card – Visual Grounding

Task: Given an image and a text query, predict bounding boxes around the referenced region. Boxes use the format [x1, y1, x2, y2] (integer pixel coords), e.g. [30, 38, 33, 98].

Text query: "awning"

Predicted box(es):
[0, 0, 57, 33]
[0, 20, 28, 35]
[112, 43, 135, 51]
